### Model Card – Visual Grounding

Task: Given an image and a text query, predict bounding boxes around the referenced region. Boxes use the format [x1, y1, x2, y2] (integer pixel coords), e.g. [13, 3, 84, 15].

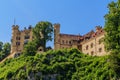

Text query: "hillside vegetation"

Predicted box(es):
[0, 48, 118, 80]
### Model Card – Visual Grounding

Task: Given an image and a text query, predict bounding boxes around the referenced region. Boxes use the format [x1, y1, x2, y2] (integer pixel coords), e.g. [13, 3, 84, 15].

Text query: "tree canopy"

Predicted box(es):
[0, 42, 11, 61]
[0, 42, 3, 52]
[104, 0, 120, 52]
[32, 21, 53, 51]
[23, 21, 53, 56]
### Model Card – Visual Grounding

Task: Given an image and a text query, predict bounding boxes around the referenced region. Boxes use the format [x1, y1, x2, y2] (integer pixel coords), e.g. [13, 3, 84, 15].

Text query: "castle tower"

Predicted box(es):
[54, 23, 60, 50]
[11, 24, 34, 58]
[11, 25, 20, 54]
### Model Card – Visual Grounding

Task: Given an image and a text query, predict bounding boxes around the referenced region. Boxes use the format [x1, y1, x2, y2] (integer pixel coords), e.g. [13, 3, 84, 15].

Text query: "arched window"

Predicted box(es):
[91, 51, 94, 55]
[69, 41, 71, 44]
[66, 40, 68, 44]
[99, 48, 102, 52]
[86, 45, 89, 50]
[98, 39, 101, 44]
[91, 43, 93, 48]
[62, 40, 64, 44]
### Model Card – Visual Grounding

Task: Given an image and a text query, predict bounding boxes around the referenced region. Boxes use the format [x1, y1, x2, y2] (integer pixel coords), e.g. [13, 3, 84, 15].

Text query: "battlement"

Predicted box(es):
[12, 25, 19, 30]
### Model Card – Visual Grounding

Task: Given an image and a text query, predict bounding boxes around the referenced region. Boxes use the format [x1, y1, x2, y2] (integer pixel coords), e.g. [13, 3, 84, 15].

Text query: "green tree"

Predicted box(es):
[0, 42, 11, 61]
[0, 41, 3, 52]
[104, 0, 120, 51]
[33, 21, 53, 51]
[104, 0, 120, 74]
[23, 41, 37, 56]
[2, 43, 11, 55]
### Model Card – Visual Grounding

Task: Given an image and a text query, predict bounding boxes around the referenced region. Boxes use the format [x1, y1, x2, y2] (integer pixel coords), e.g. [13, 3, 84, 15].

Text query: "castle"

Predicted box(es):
[11, 23, 107, 57]
[54, 24, 107, 56]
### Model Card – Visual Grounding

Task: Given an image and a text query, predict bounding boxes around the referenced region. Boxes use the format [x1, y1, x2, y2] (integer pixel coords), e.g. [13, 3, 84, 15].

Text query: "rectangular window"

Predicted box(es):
[91, 43, 93, 48]
[86, 45, 89, 50]
[69, 41, 71, 44]
[24, 35, 30, 39]
[91, 51, 94, 55]
[58, 39, 60, 42]
[66, 40, 68, 44]
[16, 42, 20, 46]
[98, 39, 101, 44]
[62, 40, 64, 44]
[16, 37, 20, 40]
[99, 48, 102, 52]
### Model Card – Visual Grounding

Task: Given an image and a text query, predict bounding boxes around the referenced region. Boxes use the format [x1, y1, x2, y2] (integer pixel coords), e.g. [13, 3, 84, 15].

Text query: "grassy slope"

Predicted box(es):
[0, 48, 118, 80]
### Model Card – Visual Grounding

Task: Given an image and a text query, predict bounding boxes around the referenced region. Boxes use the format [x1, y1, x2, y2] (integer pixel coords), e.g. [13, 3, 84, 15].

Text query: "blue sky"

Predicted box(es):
[0, 0, 116, 46]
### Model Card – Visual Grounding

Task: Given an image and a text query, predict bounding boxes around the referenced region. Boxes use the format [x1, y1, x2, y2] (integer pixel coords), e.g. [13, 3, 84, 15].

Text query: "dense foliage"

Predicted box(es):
[0, 48, 118, 80]
[0, 42, 11, 61]
[104, 0, 120, 74]
[23, 41, 37, 56]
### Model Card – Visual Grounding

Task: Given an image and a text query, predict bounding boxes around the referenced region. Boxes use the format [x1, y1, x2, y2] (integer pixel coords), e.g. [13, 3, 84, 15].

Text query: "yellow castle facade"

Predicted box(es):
[54, 24, 107, 56]
[11, 25, 33, 57]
